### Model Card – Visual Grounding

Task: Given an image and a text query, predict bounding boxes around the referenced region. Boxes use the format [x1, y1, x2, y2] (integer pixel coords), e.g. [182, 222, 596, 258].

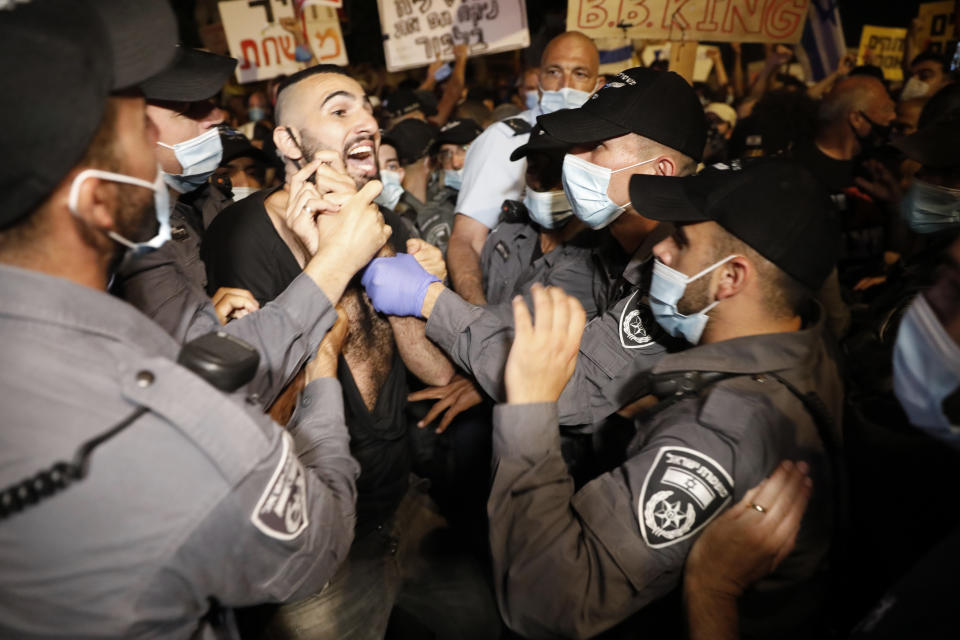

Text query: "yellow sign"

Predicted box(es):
[566, 0, 809, 44]
[916, 1, 956, 56]
[857, 25, 907, 82]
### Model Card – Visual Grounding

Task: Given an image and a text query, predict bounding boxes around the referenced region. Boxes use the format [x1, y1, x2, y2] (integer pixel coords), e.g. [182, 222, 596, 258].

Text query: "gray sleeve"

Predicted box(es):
[425, 288, 667, 426]
[207, 274, 337, 408]
[158, 378, 359, 609]
[488, 402, 741, 639]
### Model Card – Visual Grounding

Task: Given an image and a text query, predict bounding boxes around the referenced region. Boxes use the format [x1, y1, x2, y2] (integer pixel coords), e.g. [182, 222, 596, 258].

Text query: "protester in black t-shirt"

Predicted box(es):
[202, 64, 499, 640]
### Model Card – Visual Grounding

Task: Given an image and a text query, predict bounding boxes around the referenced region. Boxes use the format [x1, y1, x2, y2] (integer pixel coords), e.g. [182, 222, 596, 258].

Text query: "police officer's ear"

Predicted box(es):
[654, 156, 677, 177]
[66, 169, 122, 235]
[714, 255, 752, 301]
[274, 125, 304, 164]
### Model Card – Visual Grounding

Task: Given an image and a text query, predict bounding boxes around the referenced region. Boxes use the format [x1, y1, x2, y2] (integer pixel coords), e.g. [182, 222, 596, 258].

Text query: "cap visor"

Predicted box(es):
[629, 173, 710, 223]
[537, 108, 631, 145]
[141, 48, 238, 102]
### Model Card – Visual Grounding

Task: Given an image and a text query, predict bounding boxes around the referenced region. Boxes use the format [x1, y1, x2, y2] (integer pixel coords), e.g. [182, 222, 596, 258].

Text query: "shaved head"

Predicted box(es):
[538, 31, 600, 94]
[541, 32, 599, 71]
[819, 76, 888, 124]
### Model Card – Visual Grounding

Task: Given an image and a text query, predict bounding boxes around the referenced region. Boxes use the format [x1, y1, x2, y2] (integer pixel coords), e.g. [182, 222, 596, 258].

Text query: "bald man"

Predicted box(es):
[446, 32, 600, 305]
[791, 75, 896, 295]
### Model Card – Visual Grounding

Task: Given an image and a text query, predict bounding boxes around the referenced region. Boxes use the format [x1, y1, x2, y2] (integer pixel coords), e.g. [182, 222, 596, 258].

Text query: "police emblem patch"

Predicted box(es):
[251, 433, 309, 541]
[638, 447, 734, 549]
[619, 290, 656, 349]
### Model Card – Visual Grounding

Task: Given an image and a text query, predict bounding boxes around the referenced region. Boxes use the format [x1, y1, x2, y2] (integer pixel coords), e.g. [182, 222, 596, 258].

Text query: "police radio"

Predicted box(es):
[0, 332, 260, 520]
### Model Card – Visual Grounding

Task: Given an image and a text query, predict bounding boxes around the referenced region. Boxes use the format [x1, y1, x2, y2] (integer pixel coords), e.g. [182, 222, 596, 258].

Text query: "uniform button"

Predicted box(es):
[752, 375, 766, 383]
[135, 370, 155, 388]
[388, 541, 399, 555]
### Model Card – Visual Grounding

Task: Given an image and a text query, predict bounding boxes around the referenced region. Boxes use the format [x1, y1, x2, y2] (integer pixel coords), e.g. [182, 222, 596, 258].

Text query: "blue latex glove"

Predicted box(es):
[361, 253, 440, 318]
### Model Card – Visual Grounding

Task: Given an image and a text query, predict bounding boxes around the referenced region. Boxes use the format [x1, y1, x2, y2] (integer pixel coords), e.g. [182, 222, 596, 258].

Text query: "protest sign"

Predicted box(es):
[377, 0, 530, 72]
[640, 43, 722, 82]
[857, 25, 907, 82]
[567, 0, 809, 44]
[916, 1, 957, 56]
[219, 0, 347, 84]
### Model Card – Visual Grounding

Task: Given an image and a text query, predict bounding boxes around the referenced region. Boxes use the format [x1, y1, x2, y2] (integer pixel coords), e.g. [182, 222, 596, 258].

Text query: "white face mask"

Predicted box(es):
[900, 76, 931, 102]
[157, 127, 223, 193]
[375, 169, 405, 210]
[561, 154, 655, 229]
[523, 188, 573, 229]
[230, 186, 259, 202]
[68, 167, 171, 254]
[538, 84, 597, 115]
[894, 294, 960, 438]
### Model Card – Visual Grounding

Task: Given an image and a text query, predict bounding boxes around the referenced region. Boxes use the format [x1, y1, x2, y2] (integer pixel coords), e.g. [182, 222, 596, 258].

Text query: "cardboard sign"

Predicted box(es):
[567, 0, 809, 44]
[857, 25, 907, 82]
[219, 0, 347, 84]
[377, 0, 530, 72]
[641, 43, 721, 82]
[916, 1, 957, 56]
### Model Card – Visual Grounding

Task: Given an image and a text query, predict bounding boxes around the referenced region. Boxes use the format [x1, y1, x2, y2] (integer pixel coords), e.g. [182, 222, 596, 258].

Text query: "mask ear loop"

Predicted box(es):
[67, 169, 158, 250]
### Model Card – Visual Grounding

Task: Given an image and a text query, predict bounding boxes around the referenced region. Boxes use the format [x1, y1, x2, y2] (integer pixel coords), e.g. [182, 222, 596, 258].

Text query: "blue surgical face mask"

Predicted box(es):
[68, 167, 171, 254]
[444, 168, 464, 190]
[157, 127, 223, 193]
[247, 106, 267, 123]
[900, 179, 960, 233]
[561, 153, 655, 229]
[538, 85, 594, 115]
[649, 255, 737, 345]
[894, 294, 960, 439]
[525, 90, 539, 111]
[523, 187, 573, 229]
[375, 169, 405, 210]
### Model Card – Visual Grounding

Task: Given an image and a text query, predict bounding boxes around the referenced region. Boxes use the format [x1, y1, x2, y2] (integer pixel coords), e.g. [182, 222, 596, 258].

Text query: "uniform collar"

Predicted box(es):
[0, 263, 179, 355]
[652, 303, 828, 377]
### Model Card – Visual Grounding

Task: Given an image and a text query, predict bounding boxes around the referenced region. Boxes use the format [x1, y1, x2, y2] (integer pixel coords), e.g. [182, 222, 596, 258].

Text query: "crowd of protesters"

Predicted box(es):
[2, 1, 960, 639]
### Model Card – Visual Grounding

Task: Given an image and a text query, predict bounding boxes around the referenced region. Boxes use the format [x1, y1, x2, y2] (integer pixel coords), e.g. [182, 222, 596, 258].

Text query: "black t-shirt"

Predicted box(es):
[202, 187, 413, 533]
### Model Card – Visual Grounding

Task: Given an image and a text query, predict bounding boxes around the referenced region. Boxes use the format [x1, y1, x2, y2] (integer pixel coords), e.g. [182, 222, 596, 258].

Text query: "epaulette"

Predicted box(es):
[501, 117, 533, 136]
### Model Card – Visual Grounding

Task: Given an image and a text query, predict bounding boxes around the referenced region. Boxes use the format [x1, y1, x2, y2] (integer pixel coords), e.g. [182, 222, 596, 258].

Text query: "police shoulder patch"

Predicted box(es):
[638, 446, 734, 549]
[619, 290, 657, 349]
[501, 117, 533, 136]
[251, 432, 309, 541]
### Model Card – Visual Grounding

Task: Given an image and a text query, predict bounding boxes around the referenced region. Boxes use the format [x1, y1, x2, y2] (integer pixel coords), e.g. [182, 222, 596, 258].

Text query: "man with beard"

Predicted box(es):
[202, 65, 497, 639]
[0, 1, 393, 636]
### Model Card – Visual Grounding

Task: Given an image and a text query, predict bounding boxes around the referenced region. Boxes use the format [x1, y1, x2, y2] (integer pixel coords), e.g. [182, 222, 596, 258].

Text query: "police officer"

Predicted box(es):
[419, 117, 484, 253]
[481, 125, 608, 320]
[446, 31, 601, 305]
[487, 159, 842, 639]
[362, 68, 705, 428]
[0, 2, 391, 636]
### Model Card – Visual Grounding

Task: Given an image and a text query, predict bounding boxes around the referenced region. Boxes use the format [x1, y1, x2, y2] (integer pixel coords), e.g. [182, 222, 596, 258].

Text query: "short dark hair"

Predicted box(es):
[714, 226, 813, 318]
[911, 51, 948, 70]
[274, 64, 355, 127]
[276, 64, 353, 101]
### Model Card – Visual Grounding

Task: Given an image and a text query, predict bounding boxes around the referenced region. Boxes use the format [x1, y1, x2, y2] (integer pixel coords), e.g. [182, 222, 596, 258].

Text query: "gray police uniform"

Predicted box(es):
[0, 264, 360, 639]
[455, 108, 540, 229]
[427, 225, 675, 427]
[116, 228, 339, 409]
[487, 305, 842, 639]
[480, 210, 597, 319]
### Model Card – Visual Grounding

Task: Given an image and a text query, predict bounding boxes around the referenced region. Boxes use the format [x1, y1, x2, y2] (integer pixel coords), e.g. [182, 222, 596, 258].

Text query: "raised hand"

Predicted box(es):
[504, 285, 586, 405]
